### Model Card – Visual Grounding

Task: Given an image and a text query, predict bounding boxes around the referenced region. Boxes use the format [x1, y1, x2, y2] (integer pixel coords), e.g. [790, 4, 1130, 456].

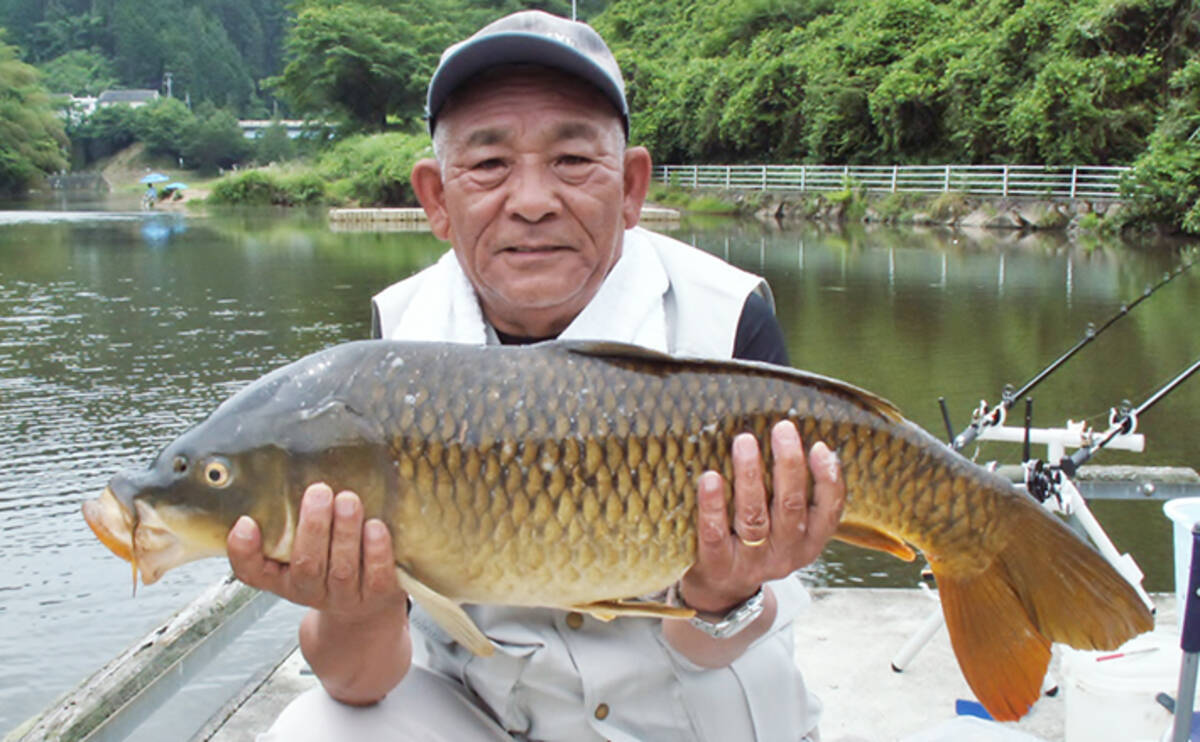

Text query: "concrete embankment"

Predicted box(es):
[728, 189, 1125, 233]
[328, 205, 682, 231]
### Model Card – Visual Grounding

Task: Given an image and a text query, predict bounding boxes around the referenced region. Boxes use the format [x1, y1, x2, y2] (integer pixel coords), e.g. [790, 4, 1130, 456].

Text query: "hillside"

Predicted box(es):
[594, 0, 1199, 167]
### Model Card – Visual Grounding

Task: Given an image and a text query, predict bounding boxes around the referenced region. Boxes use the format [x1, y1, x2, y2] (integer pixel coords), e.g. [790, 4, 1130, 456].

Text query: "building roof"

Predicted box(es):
[97, 89, 160, 104]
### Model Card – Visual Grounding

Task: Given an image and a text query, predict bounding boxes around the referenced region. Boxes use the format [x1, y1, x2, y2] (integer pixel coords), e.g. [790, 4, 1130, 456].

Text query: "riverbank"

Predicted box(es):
[752, 189, 1124, 234]
[93, 144, 216, 207]
[655, 185, 1138, 236]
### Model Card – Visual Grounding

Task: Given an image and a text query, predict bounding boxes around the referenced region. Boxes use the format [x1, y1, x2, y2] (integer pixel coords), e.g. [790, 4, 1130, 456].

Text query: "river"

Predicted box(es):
[0, 202, 1196, 734]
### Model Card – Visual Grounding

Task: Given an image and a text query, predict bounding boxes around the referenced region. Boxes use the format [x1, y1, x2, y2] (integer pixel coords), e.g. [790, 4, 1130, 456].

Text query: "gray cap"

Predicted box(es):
[426, 10, 629, 137]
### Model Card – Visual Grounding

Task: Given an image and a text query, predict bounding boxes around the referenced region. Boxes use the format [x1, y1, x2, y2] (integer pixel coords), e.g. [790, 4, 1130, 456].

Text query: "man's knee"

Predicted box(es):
[257, 667, 512, 742]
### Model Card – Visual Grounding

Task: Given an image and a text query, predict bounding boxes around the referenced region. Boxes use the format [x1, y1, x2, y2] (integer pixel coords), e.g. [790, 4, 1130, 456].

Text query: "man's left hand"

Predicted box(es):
[679, 420, 845, 615]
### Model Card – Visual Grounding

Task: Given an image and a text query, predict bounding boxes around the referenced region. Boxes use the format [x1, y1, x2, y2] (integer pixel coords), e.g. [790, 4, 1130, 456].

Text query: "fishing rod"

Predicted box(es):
[1059, 356, 1200, 476]
[947, 257, 1196, 452]
[1022, 356, 1200, 503]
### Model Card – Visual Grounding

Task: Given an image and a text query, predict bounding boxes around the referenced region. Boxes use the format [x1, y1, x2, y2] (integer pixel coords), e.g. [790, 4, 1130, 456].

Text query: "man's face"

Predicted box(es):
[414, 68, 649, 337]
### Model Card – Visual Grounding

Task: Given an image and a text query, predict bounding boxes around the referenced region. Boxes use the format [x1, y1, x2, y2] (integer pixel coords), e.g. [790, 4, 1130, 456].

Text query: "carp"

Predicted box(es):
[82, 339, 1152, 721]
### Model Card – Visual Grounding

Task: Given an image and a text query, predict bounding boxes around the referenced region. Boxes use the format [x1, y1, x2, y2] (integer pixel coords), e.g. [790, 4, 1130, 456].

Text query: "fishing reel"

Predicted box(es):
[1022, 458, 1065, 509]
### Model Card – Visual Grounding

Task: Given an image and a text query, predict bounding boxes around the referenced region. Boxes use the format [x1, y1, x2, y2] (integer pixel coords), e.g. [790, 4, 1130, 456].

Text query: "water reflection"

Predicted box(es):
[674, 222, 1198, 473]
[139, 213, 189, 246]
[0, 208, 1195, 732]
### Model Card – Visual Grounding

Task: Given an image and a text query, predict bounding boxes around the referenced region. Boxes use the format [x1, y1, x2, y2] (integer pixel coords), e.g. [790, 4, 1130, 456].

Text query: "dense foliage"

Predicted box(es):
[0, 0, 585, 119]
[208, 131, 432, 205]
[0, 0, 285, 113]
[269, 0, 580, 130]
[1120, 58, 1200, 232]
[593, 0, 1199, 168]
[67, 97, 261, 171]
[0, 38, 67, 194]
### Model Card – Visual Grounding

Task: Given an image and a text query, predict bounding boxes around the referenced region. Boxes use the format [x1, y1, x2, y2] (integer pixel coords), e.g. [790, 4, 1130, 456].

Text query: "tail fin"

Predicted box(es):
[931, 497, 1153, 721]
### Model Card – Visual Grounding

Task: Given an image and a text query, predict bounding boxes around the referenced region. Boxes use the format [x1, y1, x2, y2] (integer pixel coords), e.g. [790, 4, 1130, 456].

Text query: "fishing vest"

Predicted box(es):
[370, 226, 774, 357]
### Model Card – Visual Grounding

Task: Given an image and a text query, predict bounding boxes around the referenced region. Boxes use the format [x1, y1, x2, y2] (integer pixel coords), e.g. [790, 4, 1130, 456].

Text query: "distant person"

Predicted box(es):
[230, 10, 844, 740]
[142, 183, 157, 209]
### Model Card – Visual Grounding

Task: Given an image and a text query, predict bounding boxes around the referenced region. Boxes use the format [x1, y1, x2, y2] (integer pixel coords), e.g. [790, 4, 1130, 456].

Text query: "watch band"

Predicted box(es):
[673, 584, 767, 639]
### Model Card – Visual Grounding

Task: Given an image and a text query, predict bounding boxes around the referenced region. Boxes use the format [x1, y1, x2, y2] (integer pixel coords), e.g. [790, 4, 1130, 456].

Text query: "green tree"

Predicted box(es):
[1121, 55, 1200, 233]
[268, 2, 448, 131]
[253, 121, 296, 164]
[183, 105, 251, 171]
[0, 37, 68, 194]
[27, 5, 108, 63]
[133, 96, 195, 159]
[67, 102, 137, 163]
[38, 48, 116, 94]
[168, 7, 256, 110]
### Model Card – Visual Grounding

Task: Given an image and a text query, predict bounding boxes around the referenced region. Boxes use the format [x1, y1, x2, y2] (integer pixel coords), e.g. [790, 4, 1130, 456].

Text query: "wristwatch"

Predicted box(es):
[674, 584, 767, 639]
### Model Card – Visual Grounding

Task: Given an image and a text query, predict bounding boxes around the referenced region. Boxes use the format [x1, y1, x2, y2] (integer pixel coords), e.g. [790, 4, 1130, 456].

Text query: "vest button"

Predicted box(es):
[566, 612, 584, 629]
[594, 702, 610, 720]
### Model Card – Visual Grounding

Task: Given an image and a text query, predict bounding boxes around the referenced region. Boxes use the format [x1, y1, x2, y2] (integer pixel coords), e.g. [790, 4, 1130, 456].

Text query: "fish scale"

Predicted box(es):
[384, 345, 895, 607]
[84, 338, 1153, 722]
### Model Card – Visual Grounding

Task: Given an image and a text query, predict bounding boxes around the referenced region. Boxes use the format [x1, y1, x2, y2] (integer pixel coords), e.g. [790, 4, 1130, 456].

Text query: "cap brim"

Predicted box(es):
[427, 32, 628, 135]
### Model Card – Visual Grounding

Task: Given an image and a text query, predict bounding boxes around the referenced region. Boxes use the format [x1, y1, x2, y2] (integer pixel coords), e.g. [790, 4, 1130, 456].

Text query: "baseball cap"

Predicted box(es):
[425, 10, 629, 137]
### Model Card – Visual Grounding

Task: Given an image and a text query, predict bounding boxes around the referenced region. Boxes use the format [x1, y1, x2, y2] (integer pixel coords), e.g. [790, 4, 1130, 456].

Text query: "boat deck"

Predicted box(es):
[198, 588, 1180, 742]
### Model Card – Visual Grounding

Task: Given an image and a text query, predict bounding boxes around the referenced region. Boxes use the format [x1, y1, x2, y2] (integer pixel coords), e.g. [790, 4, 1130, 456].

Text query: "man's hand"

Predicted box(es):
[227, 483, 412, 705]
[227, 482, 406, 620]
[680, 420, 845, 615]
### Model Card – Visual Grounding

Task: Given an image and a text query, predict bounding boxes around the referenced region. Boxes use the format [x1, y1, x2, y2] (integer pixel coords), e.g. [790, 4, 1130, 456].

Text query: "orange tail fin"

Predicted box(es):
[931, 497, 1153, 721]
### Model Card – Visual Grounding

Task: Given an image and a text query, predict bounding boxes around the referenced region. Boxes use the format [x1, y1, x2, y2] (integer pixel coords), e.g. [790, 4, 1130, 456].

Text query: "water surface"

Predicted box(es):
[0, 206, 1196, 732]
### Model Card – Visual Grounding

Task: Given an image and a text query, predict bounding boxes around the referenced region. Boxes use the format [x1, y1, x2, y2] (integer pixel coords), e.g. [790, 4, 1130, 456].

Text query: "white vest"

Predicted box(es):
[371, 226, 774, 358]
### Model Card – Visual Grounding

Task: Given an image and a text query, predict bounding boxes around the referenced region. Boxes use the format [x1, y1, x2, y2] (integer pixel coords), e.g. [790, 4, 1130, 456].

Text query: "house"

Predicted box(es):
[96, 89, 160, 109]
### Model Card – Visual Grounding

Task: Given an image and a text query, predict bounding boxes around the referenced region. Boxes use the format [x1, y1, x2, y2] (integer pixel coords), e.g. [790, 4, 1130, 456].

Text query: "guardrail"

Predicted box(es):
[654, 164, 1131, 200]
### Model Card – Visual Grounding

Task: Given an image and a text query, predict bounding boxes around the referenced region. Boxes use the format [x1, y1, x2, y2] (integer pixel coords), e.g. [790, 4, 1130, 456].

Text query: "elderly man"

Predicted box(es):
[230, 11, 843, 741]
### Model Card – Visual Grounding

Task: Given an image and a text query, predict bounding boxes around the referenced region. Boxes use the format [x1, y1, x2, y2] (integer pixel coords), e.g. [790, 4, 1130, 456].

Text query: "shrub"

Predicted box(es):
[316, 132, 431, 206]
[208, 168, 328, 206]
[928, 191, 970, 221]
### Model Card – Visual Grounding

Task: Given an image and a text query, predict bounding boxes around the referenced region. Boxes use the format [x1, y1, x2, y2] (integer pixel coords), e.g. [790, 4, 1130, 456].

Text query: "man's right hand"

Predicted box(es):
[227, 482, 406, 618]
[227, 482, 412, 705]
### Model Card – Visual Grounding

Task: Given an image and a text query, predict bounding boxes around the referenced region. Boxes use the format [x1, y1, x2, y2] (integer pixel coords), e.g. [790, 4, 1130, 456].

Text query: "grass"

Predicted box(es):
[647, 184, 739, 213]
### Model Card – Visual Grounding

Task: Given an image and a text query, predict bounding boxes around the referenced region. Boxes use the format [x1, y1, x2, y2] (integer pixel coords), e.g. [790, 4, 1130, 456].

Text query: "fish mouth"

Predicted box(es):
[82, 488, 185, 586]
[83, 488, 135, 563]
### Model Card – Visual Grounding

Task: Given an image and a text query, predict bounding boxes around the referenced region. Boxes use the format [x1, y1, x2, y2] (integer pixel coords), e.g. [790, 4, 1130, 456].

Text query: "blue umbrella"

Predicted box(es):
[163, 182, 188, 190]
[140, 173, 169, 184]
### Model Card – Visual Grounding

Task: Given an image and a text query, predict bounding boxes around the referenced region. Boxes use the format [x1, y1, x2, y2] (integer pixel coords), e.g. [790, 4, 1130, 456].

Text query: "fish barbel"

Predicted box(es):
[82, 340, 1152, 720]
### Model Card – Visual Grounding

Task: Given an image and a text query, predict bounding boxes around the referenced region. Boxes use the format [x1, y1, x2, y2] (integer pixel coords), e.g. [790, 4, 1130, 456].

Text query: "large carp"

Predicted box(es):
[83, 340, 1152, 721]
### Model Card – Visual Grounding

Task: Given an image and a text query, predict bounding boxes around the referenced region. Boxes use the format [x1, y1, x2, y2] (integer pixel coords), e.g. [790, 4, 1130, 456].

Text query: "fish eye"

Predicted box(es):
[172, 456, 188, 474]
[203, 460, 231, 489]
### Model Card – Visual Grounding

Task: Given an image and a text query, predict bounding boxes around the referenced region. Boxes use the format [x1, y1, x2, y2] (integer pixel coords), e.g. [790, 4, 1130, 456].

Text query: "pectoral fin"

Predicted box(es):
[834, 521, 917, 561]
[395, 567, 494, 657]
[570, 599, 696, 622]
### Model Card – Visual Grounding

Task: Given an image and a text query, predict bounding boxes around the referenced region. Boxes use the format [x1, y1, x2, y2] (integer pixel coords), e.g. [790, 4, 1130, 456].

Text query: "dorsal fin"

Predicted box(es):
[555, 339, 905, 424]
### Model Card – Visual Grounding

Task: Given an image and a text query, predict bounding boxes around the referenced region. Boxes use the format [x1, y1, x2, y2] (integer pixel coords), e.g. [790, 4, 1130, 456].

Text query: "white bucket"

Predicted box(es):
[1061, 632, 1182, 742]
[1164, 497, 1200, 627]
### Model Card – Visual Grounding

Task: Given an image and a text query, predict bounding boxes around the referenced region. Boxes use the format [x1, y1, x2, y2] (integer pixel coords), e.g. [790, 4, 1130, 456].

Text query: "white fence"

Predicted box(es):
[654, 164, 1130, 200]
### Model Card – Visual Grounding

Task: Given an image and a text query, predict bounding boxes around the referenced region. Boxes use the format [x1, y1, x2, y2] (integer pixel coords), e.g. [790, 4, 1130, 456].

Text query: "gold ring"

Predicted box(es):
[739, 535, 768, 548]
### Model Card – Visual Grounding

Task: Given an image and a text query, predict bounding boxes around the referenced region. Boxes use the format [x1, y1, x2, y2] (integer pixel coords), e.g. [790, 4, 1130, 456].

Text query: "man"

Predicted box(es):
[230, 11, 844, 741]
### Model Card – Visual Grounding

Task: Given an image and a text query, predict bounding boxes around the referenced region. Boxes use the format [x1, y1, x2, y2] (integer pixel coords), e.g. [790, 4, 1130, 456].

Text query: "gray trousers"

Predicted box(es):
[257, 666, 515, 742]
